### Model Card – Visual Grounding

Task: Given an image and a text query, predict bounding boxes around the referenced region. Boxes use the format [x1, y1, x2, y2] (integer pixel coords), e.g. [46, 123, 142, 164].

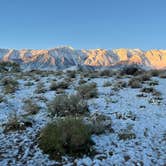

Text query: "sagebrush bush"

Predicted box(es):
[1, 77, 19, 94]
[112, 80, 127, 91]
[35, 82, 46, 93]
[120, 65, 144, 76]
[23, 99, 40, 115]
[137, 74, 151, 82]
[49, 94, 89, 117]
[128, 78, 142, 88]
[159, 73, 166, 78]
[141, 87, 155, 93]
[67, 70, 76, 78]
[38, 117, 93, 158]
[99, 69, 114, 77]
[118, 130, 136, 140]
[88, 113, 112, 134]
[4, 112, 25, 132]
[149, 69, 160, 77]
[78, 79, 87, 85]
[0, 61, 20, 72]
[103, 81, 112, 87]
[50, 81, 69, 90]
[0, 95, 4, 103]
[77, 82, 98, 99]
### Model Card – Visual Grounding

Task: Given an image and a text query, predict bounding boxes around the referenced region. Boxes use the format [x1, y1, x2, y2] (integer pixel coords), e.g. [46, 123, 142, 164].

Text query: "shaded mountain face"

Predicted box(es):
[0, 47, 166, 70]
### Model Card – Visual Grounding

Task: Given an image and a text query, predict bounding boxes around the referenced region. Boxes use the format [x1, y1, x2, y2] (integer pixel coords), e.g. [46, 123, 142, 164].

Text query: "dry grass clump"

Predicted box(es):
[38, 117, 94, 158]
[48, 94, 89, 117]
[77, 82, 98, 99]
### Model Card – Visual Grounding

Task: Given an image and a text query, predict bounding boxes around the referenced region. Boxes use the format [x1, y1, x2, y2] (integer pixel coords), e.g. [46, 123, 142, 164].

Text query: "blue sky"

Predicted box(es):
[0, 0, 166, 50]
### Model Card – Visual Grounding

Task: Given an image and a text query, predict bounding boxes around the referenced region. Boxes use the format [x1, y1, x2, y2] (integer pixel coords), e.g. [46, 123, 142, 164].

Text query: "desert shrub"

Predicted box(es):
[141, 87, 155, 93]
[4, 112, 25, 132]
[35, 82, 46, 93]
[152, 90, 162, 97]
[49, 81, 57, 90]
[149, 69, 160, 77]
[88, 113, 112, 134]
[67, 70, 76, 78]
[0, 96, 4, 103]
[24, 81, 34, 86]
[148, 80, 159, 86]
[50, 81, 69, 91]
[120, 65, 144, 76]
[112, 80, 127, 91]
[49, 94, 89, 117]
[77, 82, 98, 99]
[103, 81, 112, 87]
[2, 77, 19, 94]
[0, 61, 20, 72]
[99, 69, 114, 77]
[118, 130, 136, 140]
[128, 78, 142, 88]
[23, 99, 40, 115]
[38, 117, 94, 158]
[78, 79, 87, 85]
[159, 73, 166, 78]
[137, 73, 151, 82]
[88, 72, 100, 78]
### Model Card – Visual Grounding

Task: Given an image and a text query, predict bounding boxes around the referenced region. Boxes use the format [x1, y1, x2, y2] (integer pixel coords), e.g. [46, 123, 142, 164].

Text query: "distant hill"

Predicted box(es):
[0, 46, 166, 70]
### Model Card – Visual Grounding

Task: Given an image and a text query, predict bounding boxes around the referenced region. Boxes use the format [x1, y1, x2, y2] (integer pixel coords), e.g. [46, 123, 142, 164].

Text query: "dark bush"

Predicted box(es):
[0, 61, 20, 72]
[50, 81, 69, 91]
[128, 78, 142, 88]
[1, 77, 19, 94]
[38, 117, 94, 158]
[120, 65, 144, 76]
[77, 82, 98, 99]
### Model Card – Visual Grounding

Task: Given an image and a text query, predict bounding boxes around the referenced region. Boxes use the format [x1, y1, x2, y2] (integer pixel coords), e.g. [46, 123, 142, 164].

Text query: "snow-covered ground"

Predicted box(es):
[0, 71, 166, 166]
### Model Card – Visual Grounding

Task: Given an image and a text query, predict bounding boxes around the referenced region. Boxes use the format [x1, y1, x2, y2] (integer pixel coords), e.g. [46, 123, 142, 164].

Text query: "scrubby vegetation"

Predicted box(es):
[77, 82, 98, 99]
[0, 61, 20, 72]
[23, 99, 40, 115]
[0, 67, 166, 165]
[50, 81, 69, 91]
[120, 65, 144, 76]
[1, 77, 19, 94]
[38, 117, 94, 158]
[48, 94, 89, 117]
[4, 112, 25, 132]
[128, 78, 142, 88]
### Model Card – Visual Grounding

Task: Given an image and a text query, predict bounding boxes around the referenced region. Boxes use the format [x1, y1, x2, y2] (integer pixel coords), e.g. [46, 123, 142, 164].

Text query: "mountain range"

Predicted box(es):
[0, 46, 166, 70]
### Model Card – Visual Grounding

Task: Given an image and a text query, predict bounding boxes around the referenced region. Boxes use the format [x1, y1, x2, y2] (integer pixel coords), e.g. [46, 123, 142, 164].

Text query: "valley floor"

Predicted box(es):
[0, 70, 166, 166]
